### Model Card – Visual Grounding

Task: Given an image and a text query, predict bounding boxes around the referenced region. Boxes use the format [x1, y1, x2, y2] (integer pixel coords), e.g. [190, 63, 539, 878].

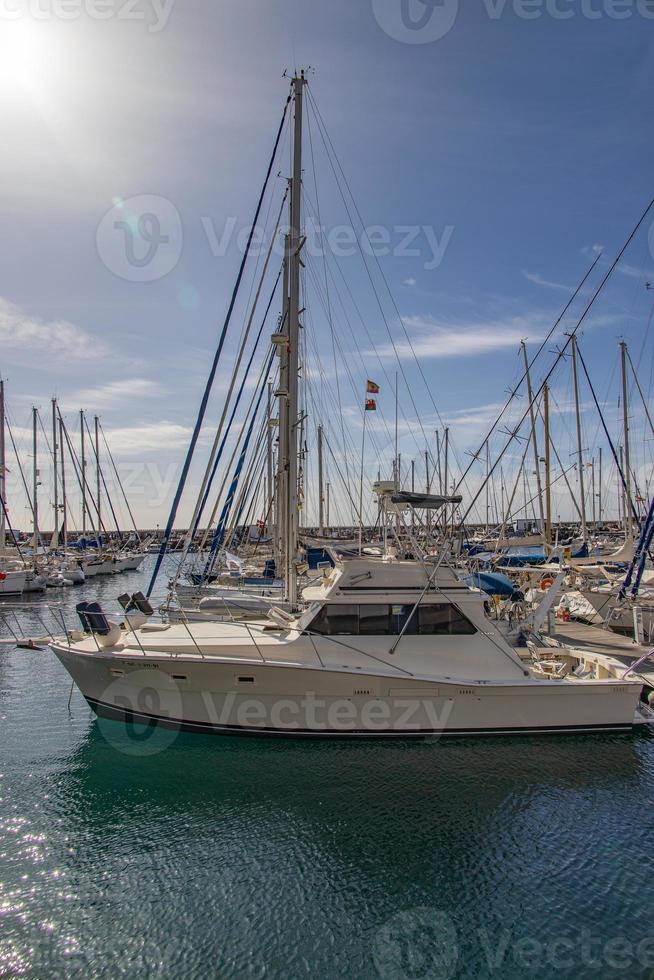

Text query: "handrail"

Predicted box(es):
[622, 648, 654, 679]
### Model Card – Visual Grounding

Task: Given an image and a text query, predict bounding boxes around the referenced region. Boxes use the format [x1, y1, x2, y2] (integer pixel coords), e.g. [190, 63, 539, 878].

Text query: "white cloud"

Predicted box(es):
[403, 277, 417, 287]
[103, 421, 193, 457]
[615, 262, 654, 281]
[60, 378, 162, 411]
[522, 270, 573, 293]
[367, 315, 543, 361]
[0, 296, 109, 364]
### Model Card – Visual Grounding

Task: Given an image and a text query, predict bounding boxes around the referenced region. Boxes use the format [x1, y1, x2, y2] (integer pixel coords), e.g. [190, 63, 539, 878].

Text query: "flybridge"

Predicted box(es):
[308, 557, 463, 597]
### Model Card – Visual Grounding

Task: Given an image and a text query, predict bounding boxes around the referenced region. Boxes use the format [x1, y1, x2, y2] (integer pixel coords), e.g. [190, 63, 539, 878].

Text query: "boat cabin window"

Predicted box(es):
[309, 603, 476, 636]
[309, 603, 359, 635]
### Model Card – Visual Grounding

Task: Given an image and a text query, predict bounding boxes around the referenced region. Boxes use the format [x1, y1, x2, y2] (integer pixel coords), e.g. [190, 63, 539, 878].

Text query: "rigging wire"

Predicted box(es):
[147, 86, 293, 596]
[459, 197, 654, 525]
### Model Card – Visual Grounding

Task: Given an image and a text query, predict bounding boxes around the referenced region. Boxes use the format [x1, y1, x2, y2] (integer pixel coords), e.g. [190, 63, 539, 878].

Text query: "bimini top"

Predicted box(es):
[389, 491, 463, 510]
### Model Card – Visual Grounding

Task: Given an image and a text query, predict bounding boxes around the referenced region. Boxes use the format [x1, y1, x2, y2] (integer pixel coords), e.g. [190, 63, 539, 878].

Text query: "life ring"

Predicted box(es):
[0, 572, 6, 581]
[540, 577, 554, 590]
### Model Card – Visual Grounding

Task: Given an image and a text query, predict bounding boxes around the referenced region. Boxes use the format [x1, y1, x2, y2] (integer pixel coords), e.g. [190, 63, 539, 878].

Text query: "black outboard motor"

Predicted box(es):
[117, 591, 154, 615]
[130, 592, 154, 616]
[76, 601, 112, 636]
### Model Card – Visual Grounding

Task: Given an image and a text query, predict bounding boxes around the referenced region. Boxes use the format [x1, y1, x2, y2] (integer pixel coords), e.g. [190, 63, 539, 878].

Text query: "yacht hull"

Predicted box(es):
[0, 570, 26, 595]
[51, 645, 641, 738]
[581, 590, 654, 641]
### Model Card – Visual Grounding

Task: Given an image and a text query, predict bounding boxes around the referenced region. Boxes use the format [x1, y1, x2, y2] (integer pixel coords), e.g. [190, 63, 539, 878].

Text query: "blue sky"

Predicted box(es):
[0, 0, 653, 531]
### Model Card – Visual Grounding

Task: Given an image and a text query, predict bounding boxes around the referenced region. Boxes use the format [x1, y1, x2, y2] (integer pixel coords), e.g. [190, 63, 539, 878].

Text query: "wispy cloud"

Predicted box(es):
[403, 277, 417, 287]
[521, 270, 573, 293]
[103, 421, 193, 456]
[366, 315, 543, 361]
[0, 297, 109, 365]
[60, 378, 162, 412]
[615, 262, 654, 281]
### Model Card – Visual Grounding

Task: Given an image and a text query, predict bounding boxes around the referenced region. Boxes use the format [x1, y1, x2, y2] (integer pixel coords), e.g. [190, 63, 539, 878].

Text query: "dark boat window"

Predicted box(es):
[309, 602, 476, 637]
[390, 604, 419, 635]
[448, 607, 477, 635]
[418, 604, 476, 635]
[418, 604, 451, 635]
[310, 603, 359, 635]
[359, 604, 391, 635]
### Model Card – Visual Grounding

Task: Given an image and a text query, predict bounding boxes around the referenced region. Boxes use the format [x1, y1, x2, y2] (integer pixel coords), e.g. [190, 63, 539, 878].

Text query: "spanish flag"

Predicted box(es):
[366, 380, 380, 394]
[365, 399, 377, 412]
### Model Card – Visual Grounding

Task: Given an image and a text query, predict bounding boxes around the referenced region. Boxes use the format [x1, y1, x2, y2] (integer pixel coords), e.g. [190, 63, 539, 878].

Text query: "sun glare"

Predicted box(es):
[0, 21, 54, 98]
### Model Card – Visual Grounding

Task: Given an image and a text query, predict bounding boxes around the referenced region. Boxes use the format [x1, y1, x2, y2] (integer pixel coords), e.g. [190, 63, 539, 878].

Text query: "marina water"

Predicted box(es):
[2, 558, 654, 979]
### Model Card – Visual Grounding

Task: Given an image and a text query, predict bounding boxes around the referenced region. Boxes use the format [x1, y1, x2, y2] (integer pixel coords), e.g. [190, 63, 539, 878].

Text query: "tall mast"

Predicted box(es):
[544, 383, 552, 547]
[59, 416, 68, 552]
[598, 446, 603, 524]
[51, 398, 59, 549]
[94, 416, 102, 535]
[521, 340, 545, 536]
[285, 71, 305, 608]
[80, 409, 87, 536]
[436, 430, 442, 494]
[570, 335, 587, 541]
[266, 381, 275, 546]
[618, 446, 624, 527]
[0, 378, 7, 552]
[444, 428, 449, 496]
[620, 340, 633, 542]
[276, 227, 290, 572]
[0, 380, 5, 553]
[485, 442, 490, 535]
[32, 407, 39, 553]
[317, 423, 324, 536]
[424, 449, 431, 540]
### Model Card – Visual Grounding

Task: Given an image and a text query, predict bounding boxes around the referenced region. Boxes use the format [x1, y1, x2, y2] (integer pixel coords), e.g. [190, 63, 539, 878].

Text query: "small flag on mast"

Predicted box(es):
[366, 380, 380, 394]
[365, 399, 377, 411]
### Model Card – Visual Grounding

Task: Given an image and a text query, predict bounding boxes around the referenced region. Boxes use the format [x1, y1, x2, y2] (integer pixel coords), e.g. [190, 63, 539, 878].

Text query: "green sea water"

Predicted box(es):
[2, 559, 654, 979]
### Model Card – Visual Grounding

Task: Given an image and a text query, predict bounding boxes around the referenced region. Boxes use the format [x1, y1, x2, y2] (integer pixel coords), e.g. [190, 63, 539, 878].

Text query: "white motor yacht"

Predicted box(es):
[50, 554, 650, 737]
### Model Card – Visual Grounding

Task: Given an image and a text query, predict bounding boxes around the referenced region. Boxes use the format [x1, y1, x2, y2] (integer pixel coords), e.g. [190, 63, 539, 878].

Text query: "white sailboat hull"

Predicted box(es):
[0, 570, 26, 596]
[51, 643, 642, 737]
[581, 590, 654, 640]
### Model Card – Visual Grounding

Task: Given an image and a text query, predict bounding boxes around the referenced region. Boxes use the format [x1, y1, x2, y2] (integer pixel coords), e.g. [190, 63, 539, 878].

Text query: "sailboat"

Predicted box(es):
[49, 74, 653, 737]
